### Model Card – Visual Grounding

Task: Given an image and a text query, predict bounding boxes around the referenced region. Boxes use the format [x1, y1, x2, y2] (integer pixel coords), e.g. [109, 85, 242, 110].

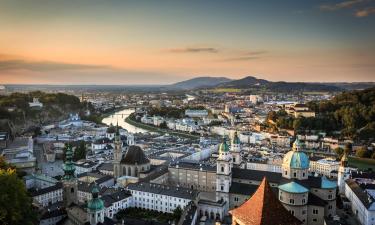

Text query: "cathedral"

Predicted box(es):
[169, 134, 337, 225]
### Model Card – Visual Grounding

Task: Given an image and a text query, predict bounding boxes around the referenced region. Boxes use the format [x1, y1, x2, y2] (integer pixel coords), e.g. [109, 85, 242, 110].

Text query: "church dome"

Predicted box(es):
[87, 184, 104, 212]
[282, 139, 309, 169]
[121, 145, 150, 165]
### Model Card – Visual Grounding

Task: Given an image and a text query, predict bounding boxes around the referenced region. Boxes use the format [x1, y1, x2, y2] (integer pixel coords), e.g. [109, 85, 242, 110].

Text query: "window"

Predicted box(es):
[289, 199, 294, 204]
[221, 186, 224, 191]
[221, 167, 224, 172]
[328, 194, 333, 200]
[279, 195, 283, 201]
[302, 210, 306, 215]
[302, 199, 305, 204]
[290, 210, 294, 216]
[303, 172, 305, 177]
[313, 209, 318, 215]
[313, 219, 317, 222]
[285, 171, 287, 175]
[293, 172, 296, 178]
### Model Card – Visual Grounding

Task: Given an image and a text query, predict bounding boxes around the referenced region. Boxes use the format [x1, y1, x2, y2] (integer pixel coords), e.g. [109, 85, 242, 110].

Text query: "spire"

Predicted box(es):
[231, 131, 240, 145]
[230, 177, 301, 225]
[340, 152, 348, 167]
[63, 144, 76, 180]
[292, 137, 302, 151]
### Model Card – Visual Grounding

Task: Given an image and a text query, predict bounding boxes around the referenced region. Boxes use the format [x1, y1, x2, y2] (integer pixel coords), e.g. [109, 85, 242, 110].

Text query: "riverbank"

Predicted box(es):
[125, 114, 200, 139]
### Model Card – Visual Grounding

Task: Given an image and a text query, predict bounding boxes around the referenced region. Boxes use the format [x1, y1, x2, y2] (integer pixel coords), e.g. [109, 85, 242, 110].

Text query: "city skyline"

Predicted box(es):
[0, 0, 375, 84]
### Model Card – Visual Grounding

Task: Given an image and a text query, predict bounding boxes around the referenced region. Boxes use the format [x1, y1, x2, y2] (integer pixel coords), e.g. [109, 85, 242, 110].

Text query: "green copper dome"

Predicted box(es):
[87, 183, 104, 212]
[219, 137, 229, 153]
[63, 145, 76, 180]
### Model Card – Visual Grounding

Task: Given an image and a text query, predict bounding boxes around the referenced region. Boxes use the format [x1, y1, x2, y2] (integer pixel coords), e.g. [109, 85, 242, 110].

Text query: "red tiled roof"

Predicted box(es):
[229, 177, 302, 225]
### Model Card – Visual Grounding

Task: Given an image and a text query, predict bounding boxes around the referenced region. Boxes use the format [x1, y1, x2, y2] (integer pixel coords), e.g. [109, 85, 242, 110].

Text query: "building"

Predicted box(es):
[167, 138, 337, 224]
[185, 109, 208, 118]
[113, 125, 151, 179]
[29, 97, 43, 108]
[127, 182, 198, 214]
[230, 177, 301, 225]
[30, 182, 63, 207]
[309, 157, 340, 178]
[1, 136, 36, 173]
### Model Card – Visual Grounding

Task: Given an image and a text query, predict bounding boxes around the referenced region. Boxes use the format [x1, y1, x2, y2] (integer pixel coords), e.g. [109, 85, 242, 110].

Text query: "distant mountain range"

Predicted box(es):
[169, 76, 375, 92]
[169, 77, 232, 89]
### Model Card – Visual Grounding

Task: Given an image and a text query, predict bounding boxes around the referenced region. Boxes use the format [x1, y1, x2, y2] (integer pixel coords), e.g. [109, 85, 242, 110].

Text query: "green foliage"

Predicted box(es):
[116, 207, 176, 223]
[0, 157, 37, 225]
[356, 146, 371, 158]
[159, 121, 168, 129]
[73, 141, 87, 162]
[334, 147, 344, 159]
[268, 88, 375, 141]
[172, 206, 183, 222]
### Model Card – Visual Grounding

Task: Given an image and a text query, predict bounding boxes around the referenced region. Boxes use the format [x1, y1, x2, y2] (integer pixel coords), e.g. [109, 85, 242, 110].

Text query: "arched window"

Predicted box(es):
[221, 166, 224, 172]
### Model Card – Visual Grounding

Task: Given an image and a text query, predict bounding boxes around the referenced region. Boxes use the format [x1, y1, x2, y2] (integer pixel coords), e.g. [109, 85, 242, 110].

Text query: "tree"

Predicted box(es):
[172, 206, 183, 222]
[334, 147, 344, 159]
[0, 157, 37, 225]
[356, 146, 371, 158]
[159, 121, 168, 129]
[73, 141, 87, 162]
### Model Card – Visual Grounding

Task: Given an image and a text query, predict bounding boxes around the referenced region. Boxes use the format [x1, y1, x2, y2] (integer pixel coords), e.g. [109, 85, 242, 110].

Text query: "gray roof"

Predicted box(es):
[346, 179, 375, 209]
[98, 163, 114, 172]
[29, 182, 63, 197]
[169, 161, 216, 172]
[232, 168, 282, 184]
[121, 145, 150, 165]
[127, 182, 198, 200]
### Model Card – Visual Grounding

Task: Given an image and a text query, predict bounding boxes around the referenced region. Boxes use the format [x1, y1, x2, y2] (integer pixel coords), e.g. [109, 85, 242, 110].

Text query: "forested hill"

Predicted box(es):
[308, 87, 375, 140]
[268, 87, 375, 141]
[0, 91, 89, 136]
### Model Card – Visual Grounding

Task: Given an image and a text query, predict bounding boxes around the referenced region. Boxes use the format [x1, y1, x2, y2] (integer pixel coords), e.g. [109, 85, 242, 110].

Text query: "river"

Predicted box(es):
[102, 109, 147, 133]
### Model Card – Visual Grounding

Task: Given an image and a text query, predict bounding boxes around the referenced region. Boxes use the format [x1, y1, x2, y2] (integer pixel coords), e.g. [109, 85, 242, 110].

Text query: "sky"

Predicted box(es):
[0, 0, 374, 85]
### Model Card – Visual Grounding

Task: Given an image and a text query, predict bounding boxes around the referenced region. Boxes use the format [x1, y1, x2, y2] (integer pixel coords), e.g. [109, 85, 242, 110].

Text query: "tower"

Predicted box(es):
[113, 123, 122, 178]
[279, 138, 310, 224]
[230, 131, 242, 166]
[62, 144, 77, 207]
[338, 153, 349, 194]
[216, 137, 232, 215]
[87, 183, 105, 225]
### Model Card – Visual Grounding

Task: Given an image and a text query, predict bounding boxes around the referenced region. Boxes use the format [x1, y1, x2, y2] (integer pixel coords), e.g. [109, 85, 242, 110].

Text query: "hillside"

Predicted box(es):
[169, 77, 231, 89]
[267, 87, 375, 141]
[217, 76, 342, 92]
[0, 91, 91, 136]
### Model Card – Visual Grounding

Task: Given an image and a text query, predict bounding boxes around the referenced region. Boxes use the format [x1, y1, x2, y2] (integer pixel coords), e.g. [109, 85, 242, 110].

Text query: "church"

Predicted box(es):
[168, 133, 337, 224]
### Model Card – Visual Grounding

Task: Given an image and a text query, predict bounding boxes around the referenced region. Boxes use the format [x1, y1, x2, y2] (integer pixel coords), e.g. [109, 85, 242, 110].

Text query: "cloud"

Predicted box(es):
[167, 47, 219, 54]
[219, 50, 267, 62]
[0, 59, 110, 71]
[320, 0, 365, 11]
[355, 7, 375, 16]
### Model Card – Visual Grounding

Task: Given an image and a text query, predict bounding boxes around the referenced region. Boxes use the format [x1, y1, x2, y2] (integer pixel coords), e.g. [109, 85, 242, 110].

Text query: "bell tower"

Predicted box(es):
[113, 122, 122, 178]
[230, 131, 242, 166]
[216, 137, 232, 215]
[338, 153, 349, 194]
[62, 144, 77, 207]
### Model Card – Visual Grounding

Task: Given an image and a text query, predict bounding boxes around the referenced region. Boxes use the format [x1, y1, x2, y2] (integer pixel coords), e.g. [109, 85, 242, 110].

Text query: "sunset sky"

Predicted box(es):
[0, 0, 374, 84]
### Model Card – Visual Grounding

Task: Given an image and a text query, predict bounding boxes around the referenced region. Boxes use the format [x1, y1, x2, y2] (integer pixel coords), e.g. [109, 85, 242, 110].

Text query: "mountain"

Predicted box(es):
[169, 77, 232, 89]
[217, 76, 343, 92]
[217, 76, 268, 88]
